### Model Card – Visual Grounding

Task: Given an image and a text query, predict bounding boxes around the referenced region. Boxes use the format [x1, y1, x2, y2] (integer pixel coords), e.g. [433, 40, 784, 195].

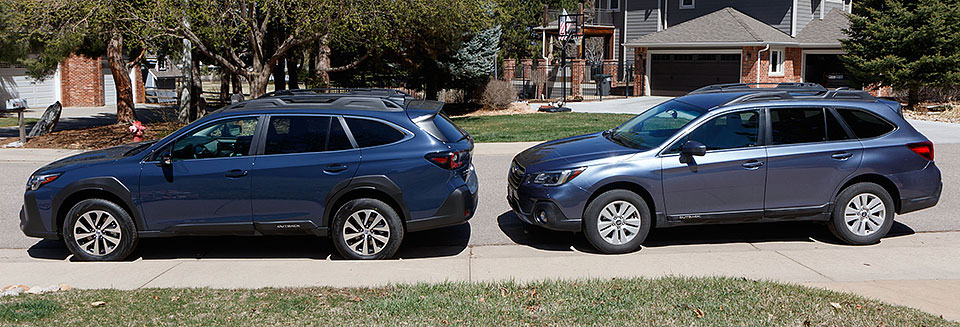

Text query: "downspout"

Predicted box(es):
[757, 44, 770, 84]
[622, 0, 628, 78]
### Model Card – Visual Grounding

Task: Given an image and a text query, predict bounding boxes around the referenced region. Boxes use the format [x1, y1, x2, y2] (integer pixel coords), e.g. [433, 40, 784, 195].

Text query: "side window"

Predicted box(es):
[265, 116, 344, 155]
[670, 110, 760, 152]
[826, 110, 853, 141]
[345, 118, 406, 148]
[770, 108, 826, 145]
[170, 117, 258, 160]
[837, 109, 896, 139]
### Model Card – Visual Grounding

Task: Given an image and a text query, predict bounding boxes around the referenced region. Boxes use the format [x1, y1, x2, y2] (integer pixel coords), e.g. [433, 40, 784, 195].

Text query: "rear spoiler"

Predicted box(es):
[877, 99, 903, 117]
[405, 100, 445, 122]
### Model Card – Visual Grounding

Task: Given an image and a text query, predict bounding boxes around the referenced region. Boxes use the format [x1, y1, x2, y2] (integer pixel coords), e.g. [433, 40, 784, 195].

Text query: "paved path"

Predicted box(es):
[566, 96, 672, 114]
[1, 231, 958, 320]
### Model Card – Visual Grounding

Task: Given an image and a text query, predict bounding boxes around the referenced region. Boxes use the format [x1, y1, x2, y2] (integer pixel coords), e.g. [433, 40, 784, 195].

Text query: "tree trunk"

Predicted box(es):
[232, 73, 243, 95]
[106, 32, 137, 124]
[192, 55, 205, 118]
[307, 43, 317, 88]
[316, 42, 332, 86]
[179, 29, 193, 123]
[287, 53, 300, 89]
[249, 69, 272, 98]
[273, 58, 286, 91]
[219, 71, 230, 105]
[907, 87, 920, 111]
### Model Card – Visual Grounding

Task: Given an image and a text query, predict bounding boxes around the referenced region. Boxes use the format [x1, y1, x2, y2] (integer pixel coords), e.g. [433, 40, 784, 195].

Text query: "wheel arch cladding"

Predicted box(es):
[324, 178, 408, 229]
[56, 188, 140, 236]
[837, 174, 901, 212]
[585, 181, 657, 227]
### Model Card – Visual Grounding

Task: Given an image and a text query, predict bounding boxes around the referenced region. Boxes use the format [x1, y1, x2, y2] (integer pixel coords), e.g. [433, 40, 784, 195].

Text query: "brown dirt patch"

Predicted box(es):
[903, 103, 960, 124]
[25, 122, 185, 150]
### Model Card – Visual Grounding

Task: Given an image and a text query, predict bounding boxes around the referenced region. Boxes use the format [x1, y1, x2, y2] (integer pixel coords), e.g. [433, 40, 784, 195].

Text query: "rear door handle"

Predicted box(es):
[742, 160, 764, 170]
[831, 152, 853, 160]
[224, 169, 248, 178]
[324, 164, 348, 173]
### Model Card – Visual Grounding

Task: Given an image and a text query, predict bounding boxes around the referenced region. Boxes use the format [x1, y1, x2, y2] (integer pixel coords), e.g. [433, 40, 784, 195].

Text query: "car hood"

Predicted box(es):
[37, 141, 153, 173]
[514, 132, 636, 171]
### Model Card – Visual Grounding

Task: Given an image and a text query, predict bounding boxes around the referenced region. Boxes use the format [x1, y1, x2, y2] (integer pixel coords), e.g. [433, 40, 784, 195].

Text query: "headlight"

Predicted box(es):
[530, 168, 585, 186]
[27, 173, 61, 191]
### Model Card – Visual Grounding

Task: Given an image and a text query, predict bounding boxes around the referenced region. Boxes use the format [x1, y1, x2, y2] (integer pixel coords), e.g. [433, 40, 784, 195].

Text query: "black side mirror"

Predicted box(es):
[158, 153, 172, 166]
[679, 141, 706, 163]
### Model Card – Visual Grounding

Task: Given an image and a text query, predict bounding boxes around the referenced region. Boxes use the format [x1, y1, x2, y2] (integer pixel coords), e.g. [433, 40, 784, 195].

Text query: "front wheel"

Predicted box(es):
[828, 183, 895, 245]
[62, 199, 138, 261]
[331, 198, 404, 260]
[583, 190, 651, 254]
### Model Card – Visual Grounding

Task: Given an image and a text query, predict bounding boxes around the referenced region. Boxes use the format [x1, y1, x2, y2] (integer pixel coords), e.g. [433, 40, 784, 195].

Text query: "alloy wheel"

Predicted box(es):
[596, 200, 642, 245]
[73, 210, 122, 256]
[341, 209, 391, 256]
[844, 193, 886, 236]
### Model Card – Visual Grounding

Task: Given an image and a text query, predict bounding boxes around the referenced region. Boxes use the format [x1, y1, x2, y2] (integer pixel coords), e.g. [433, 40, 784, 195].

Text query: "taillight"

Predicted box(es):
[907, 141, 934, 161]
[425, 150, 470, 170]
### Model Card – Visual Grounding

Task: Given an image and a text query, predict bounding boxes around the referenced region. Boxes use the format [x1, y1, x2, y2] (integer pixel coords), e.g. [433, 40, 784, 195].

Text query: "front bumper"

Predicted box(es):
[507, 192, 581, 231]
[20, 204, 58, 240]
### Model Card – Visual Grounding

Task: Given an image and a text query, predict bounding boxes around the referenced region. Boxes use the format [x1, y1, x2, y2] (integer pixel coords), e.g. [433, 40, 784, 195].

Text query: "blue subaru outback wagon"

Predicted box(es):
[21, 89, 478, 260]
[508, 83, 941, 254]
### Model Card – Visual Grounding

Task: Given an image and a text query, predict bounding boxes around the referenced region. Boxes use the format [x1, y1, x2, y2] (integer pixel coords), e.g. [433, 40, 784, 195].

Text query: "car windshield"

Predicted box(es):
[606, 99, 708, 150]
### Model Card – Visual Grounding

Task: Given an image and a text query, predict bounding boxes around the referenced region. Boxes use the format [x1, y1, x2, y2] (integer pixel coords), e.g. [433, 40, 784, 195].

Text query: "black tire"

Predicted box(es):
[828, 182, 895, 245]
[583, 190, 652, 254]
[61, 199, 138, 261]
[331, 198, 404, 260]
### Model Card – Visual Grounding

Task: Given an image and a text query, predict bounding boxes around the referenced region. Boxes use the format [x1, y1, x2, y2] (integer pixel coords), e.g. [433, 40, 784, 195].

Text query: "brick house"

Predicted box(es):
[626, 7, 858, 96]
[1, 55, 144, 110]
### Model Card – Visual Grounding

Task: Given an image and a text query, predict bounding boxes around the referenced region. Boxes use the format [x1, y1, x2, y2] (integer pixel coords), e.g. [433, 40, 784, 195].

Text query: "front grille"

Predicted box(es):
[508, 161, 525, 188]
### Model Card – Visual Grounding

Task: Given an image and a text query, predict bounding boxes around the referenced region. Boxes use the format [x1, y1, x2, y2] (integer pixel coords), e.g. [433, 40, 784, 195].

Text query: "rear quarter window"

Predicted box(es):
[416, 114, 466, 142]
[836, 109, 896, 139]
[345, 117, 406, 148]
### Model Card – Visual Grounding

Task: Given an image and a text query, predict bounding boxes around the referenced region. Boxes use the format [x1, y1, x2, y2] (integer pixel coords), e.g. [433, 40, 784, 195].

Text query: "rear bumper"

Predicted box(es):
[899, 181, 941, 214]
[406, 185, 477, 233]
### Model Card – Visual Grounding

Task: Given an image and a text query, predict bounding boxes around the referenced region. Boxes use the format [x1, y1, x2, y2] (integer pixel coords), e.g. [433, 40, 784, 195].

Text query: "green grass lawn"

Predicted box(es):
[0, 117, 39, 128]
[451, 112, 634, 143]
[1, 277, 955, 326]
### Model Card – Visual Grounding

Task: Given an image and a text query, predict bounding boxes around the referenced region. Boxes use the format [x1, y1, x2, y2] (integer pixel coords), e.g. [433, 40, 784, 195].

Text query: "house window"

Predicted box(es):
[680, 0, 694, 9]
[595, 0, 619, 11]
[157, 59, 167, 71]
[769, 49, 785, 76]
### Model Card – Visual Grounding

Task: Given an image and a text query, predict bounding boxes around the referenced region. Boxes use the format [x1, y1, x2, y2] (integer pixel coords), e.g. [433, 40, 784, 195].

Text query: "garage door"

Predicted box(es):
[0, 65, 57, 109]
[650, 53, 741, 96]
[103, 68, 117, 105]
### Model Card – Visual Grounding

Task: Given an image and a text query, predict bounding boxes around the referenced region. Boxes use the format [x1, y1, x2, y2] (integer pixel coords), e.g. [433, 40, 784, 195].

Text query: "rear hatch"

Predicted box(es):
[407, 100, 474, 181]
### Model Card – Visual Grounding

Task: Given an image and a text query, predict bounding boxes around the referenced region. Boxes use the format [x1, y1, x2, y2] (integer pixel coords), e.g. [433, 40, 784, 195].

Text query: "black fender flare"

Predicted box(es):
[322, 175, 409, 228]
[52, 177, 145, 232]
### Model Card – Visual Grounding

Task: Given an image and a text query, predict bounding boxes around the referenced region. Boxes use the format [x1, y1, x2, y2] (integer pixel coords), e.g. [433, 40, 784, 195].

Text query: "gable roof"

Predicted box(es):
[796, 8, 851, 46]
[625, 7, 796, 48]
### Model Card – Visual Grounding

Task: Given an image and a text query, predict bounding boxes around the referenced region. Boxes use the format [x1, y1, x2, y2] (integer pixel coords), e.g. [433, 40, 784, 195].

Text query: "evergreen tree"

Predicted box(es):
[445, 26, 502, 91]
[841, 0, 960, 108]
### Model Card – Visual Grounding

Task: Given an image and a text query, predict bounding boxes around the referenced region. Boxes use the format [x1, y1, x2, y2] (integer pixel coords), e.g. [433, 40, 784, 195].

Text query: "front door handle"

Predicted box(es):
[742, 160, 764, 170]
[831, 152, 853, 160]
[324, 164, 348, 173]
[224, 169, 248, 178]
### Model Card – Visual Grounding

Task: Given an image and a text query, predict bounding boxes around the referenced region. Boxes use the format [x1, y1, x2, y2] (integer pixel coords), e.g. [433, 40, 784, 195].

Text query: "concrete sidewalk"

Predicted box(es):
[2, 231, 958, 320]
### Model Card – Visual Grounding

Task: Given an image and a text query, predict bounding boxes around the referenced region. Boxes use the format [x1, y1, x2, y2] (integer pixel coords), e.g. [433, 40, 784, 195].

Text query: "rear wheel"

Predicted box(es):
[62, 199, 138, 261]
[583, 190, 651, 254]
[331, 198, 404, 260]
[828, 183, 895, 245]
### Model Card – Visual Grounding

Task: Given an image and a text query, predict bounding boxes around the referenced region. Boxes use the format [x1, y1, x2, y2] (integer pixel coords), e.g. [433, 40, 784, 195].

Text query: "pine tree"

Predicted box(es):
[445, 26, 503, 92]
[841, 0, 960, 108]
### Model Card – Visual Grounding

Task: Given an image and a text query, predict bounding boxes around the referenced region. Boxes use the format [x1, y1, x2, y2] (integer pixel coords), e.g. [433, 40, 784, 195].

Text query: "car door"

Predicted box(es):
[250, 115, 360, 233]
[660, 109, 767, 221]
[764, 107, 862, 217]
[139, 116, 261, 232]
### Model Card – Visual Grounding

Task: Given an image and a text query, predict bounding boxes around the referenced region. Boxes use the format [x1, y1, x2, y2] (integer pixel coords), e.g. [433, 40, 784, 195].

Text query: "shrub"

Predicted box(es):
[480, 79, 517, 110]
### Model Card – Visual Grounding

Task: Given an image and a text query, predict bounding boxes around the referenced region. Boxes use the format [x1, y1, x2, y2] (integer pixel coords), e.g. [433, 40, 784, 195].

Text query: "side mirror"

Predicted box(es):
[679, 141, 706, 163]
[158, 153, 172, 166]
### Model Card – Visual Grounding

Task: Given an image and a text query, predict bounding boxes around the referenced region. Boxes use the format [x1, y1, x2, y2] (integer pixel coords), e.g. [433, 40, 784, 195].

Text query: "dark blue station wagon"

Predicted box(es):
[21, 89, 479, 260]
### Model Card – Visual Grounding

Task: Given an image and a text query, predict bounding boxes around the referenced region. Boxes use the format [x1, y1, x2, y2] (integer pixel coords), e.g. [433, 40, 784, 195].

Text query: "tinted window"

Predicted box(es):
[264, 116, 353, 155]
[611, 99, 707, 150]
[826, 110, 852, 141]
[170, 117, 258, 160]
[837, 109, 896, 138]
[671, 110, 760, 152]
[770, 108, 826, 145]
[416, 114, 466, 142]
[345, 118, 405, 147]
